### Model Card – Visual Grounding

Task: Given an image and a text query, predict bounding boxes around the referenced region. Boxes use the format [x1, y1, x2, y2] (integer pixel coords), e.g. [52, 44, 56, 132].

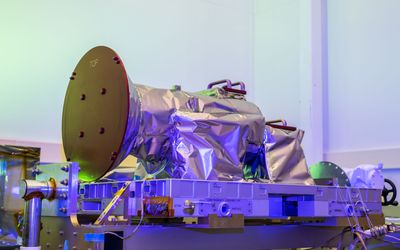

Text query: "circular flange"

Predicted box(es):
[309, 161, 351, 187]
[62, 46, 130, 182]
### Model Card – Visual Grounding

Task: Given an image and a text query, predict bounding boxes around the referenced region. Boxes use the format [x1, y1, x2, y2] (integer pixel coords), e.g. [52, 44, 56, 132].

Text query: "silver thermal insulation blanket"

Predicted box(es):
[129, 85, 267, 181]
[264, 126, 314, 185]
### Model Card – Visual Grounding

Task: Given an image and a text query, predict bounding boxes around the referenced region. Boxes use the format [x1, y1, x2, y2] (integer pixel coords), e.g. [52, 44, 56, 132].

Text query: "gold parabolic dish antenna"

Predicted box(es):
[62, 46, 130, 182]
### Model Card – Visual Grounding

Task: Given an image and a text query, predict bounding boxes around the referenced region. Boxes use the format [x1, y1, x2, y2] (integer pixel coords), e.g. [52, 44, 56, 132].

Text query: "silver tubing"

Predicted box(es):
[22, 197, 42, 247]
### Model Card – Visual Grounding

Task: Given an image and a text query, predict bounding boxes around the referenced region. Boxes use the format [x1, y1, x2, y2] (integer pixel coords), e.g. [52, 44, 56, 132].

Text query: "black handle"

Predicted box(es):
[382, 178, 398, 206]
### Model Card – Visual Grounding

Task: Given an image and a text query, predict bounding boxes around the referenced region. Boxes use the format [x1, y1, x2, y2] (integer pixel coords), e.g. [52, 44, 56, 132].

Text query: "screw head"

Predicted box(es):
[60, 179, 68, 186]
[59, 207, 67, 213]
[100, 88, 107, 95]
[32, 168, 42, 175]
[79, 131, 84, 138]
[113, 56, 121, 64]
[80, 94, 86, 100]
[110, 151, 118, 160]
[99, 127, 105, 134]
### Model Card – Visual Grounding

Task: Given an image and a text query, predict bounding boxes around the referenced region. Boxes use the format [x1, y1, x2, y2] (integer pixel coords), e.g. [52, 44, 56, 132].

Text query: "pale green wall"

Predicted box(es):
[4, 0, 399, 158]
[253, 0, 321, 163]
[0, 0, 254, 142]
[255, 0, 400, 158]
[254, 0, 301, 126]
[327, 0, 400, 152]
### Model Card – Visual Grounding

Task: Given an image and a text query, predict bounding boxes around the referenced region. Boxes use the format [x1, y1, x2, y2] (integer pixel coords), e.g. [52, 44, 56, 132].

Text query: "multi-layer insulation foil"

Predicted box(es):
[129, 85, 267, 181]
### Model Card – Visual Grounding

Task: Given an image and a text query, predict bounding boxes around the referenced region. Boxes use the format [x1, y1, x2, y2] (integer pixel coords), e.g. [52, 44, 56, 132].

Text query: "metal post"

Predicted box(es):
[94, 241, 104, 250]
[22, 197, 42, 247]
[0, 158, 6, 211]
[19, 179, 56, 249]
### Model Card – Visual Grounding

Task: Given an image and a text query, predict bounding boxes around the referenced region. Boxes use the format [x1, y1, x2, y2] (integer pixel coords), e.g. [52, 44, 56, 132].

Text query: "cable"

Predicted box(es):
[385, 234, 400, 242]
[351, 188, 400, 249]
[103, 231, 126, 240]
[336, 186, 383, 249]
[360, 236, 400, 248]
[337, 187, 355, 228]
[354, 188, 374, 229]
[336, 226, 353, 249]
[104, 180, 146, 240]
[339, 184, 400, 249]
[348, 232, 367, 250]
[352, 224, 400, 249]
[345, 187, 361, 229]
[332, 202, 400, 250]
[336, 186, 365, 249]
[356, 200, 374, 229]
[355, 231, 368, 249]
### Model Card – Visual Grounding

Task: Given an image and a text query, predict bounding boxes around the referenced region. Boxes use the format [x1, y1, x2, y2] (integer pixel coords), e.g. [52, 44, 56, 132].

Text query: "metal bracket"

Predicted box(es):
[94, 181, 131, 225]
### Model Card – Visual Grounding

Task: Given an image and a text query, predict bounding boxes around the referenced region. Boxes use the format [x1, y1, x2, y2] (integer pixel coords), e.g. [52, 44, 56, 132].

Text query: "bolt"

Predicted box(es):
[73, 232, 77, 236]
[80, 94, 86, 100]
[46, 243, 50, 248]
[73, 246, 77, 250]
[69, 76, 75, 80]
[58, 244, 63, 249]
[110, 151, 118, 161]
[99, 127, 105, 134]
[100, 88, 107, 95]
[60, 179, 68, 186]
[72, 72, 77, 76]
[113, 56, 121, 64]
[59, 230, 64, 235]
[59, 207, 67, 213]
[79, 131, 84, 138]
[61, 166, 69, 172]
[32, 168, 42, 175]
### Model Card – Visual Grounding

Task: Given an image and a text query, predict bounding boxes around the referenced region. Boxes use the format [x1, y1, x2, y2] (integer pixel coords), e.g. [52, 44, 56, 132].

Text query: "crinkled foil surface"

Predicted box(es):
[264, 126, 314, 185]
[124, 83, 266, 181]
